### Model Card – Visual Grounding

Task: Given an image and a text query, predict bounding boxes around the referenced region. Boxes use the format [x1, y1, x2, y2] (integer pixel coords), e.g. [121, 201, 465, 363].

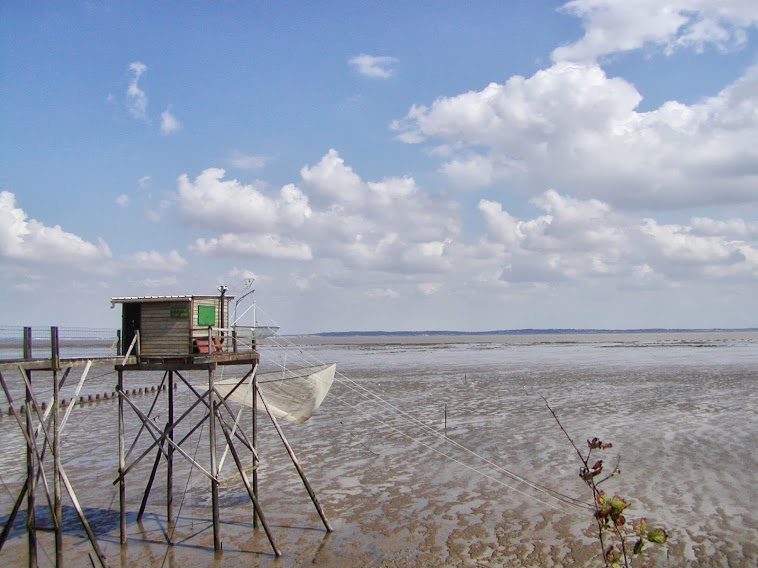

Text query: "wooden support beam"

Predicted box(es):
[3, 370, 57, 521]
[118, 369, 126, 544]
[208, 367, 221, 551]
[0, 353, 109, 567]
[216, 406, 280, 556]
[0, 478, 27, 550]
[167, 370, 175, 524]
[176, 371, 258, 455]
[51, 327, 63, 566]
[137, 428, 165, 523]
[252, 365, 259, 529]
[125, 372, 168, 462]
[23, 327, 37, 568]
[58, 465, 109, 567]
[117, 388, 217, 482]
[215, 368, 258, 474]
[114, 389, 211, 485]
[257, 385, 333, 533]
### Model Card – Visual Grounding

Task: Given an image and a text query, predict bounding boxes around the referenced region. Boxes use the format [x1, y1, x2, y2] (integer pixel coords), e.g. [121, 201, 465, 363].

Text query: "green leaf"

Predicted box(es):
[647, 528, 668, 544]
[633, 539, 644, 555]
[608, 496, 629, 512]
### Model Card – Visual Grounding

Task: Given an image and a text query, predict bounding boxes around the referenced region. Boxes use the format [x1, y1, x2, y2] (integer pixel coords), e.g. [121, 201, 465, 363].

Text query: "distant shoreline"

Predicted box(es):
[307, 327, 758, 337]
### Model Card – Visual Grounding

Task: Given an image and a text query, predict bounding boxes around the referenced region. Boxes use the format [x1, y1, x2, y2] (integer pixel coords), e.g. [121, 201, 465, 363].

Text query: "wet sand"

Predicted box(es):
[1, 332, 757, 567]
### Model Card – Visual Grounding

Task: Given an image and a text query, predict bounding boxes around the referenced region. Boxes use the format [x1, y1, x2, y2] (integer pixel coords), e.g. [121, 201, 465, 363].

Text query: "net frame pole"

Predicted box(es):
[256, 384, 332, 532]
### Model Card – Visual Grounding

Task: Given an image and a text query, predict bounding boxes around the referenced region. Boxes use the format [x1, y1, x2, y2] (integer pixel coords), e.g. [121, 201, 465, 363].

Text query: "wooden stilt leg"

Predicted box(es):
[252, 365, 259, 529]
[208, 367, 221, 551]
[0, 372, 28, 552]
[23, 327, 37, 568]
[118, 369, 126, 544]
[167, 370, 174, 524]
[52, 330, 63, 567]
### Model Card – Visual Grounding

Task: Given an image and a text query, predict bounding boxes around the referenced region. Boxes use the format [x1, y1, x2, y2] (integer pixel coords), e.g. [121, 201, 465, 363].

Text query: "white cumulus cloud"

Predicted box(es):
[553, 0, 758, 63]
[229, 151, 272, 170]
[123, 250, 187, 271]
[176, 168, 312, 233]
[478, 190, 758, 285]
[190, 233, 313, 261]
[173, 151, 459, 274]
[393, 61, 758, 209]
[127, 61, 148, 120]
[348, 54, 398, 79]
[160, 106, 181, 134]
[0, 191, 112, 267]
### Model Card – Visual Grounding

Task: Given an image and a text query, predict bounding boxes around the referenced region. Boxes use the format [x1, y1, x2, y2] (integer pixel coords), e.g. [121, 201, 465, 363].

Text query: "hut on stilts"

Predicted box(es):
[0, 289, 333, 567]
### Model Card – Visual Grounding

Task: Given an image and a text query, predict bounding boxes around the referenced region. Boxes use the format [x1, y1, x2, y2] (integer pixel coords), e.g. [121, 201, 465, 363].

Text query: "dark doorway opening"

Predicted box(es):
[122, 303, 141, 355]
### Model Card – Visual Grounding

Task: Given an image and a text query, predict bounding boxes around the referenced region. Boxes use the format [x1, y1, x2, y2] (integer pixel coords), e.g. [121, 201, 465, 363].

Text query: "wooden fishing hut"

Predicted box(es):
[112, 292, 236, 357]
[110, 291, 330, 557]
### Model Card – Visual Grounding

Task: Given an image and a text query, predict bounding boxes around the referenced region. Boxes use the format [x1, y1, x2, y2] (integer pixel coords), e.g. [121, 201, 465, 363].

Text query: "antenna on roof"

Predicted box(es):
[233, 283, 257, 326]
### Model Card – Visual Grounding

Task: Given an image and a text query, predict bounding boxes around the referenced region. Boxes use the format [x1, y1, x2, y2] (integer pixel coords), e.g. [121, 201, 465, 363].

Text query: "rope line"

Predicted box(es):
[160, 418, 205, 568]
[259, 331, 587, 508]
[327, 387, 570, 513]
[328, 376, 588, 511]
[250, 307, 590, 511]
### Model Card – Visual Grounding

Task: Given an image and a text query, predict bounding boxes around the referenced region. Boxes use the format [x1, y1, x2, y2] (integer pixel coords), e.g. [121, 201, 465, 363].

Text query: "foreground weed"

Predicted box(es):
[543, 397, 667, 568]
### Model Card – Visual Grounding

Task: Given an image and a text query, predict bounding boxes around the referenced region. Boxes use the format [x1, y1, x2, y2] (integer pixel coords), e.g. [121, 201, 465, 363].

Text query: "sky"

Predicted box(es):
[2, 1, 758, 334]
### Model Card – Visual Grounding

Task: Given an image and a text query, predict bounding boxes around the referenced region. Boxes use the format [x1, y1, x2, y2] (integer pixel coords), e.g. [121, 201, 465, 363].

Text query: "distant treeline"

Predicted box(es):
[311, 328, 758, 337]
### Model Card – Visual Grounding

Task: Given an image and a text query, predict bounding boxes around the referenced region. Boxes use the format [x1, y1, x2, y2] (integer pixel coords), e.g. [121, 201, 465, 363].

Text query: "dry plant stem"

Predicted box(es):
[610, 464, 630, 568]
[542, 396, 584, 462]
[542, 396, 640, 566]
[542, 397, 611, 565]
[542, 398, 668, 568]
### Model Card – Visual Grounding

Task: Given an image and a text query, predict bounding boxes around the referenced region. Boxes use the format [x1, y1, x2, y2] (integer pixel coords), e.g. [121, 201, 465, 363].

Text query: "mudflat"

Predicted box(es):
[1, 332, 756, 566]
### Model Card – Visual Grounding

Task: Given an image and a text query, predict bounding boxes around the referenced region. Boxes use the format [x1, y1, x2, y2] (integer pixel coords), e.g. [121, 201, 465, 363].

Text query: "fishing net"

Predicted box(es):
[214, 363, 336, 424]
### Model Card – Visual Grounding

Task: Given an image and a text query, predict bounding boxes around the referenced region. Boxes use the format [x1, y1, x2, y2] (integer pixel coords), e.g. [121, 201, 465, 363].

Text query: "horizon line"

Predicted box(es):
[301, 327, 758, 337]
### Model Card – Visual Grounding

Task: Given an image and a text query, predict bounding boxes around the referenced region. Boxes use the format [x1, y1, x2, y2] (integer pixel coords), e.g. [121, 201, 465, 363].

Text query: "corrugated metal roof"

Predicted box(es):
[110, 294, 235, 303]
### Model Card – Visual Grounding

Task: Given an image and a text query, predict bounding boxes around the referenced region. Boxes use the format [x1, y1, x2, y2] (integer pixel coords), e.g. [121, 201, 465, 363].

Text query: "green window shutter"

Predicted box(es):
[197, 305, 216, 326]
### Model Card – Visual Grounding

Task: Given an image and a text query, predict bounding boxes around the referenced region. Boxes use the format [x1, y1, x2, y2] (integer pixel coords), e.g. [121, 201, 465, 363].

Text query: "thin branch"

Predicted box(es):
[596, 454, 622, 486]
[542, 396, 587, 466]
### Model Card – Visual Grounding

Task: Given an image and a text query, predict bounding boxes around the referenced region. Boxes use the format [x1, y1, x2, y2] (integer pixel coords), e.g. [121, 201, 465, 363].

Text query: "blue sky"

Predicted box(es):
[2, 1, 758, 333]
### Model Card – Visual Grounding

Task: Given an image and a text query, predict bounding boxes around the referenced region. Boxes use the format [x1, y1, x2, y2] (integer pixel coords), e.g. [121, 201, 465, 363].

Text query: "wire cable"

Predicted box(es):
[249, 306, 591, 511]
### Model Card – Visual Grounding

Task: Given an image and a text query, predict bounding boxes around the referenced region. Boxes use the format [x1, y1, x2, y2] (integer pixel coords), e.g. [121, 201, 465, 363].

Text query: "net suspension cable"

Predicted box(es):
[252, 305, 590, 512]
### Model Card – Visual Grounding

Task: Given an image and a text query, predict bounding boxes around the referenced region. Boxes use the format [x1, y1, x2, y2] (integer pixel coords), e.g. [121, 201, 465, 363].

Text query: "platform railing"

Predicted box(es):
[190, 326, 262, 354]
[0, 325, 120, 361]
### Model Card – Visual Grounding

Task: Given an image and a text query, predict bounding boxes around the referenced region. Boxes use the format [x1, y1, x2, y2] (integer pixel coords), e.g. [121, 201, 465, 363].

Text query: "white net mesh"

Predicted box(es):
[215, 363, 336, 424]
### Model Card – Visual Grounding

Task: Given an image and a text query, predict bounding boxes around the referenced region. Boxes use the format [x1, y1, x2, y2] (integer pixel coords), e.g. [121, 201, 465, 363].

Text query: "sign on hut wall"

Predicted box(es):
[170, 306, 190, 319]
